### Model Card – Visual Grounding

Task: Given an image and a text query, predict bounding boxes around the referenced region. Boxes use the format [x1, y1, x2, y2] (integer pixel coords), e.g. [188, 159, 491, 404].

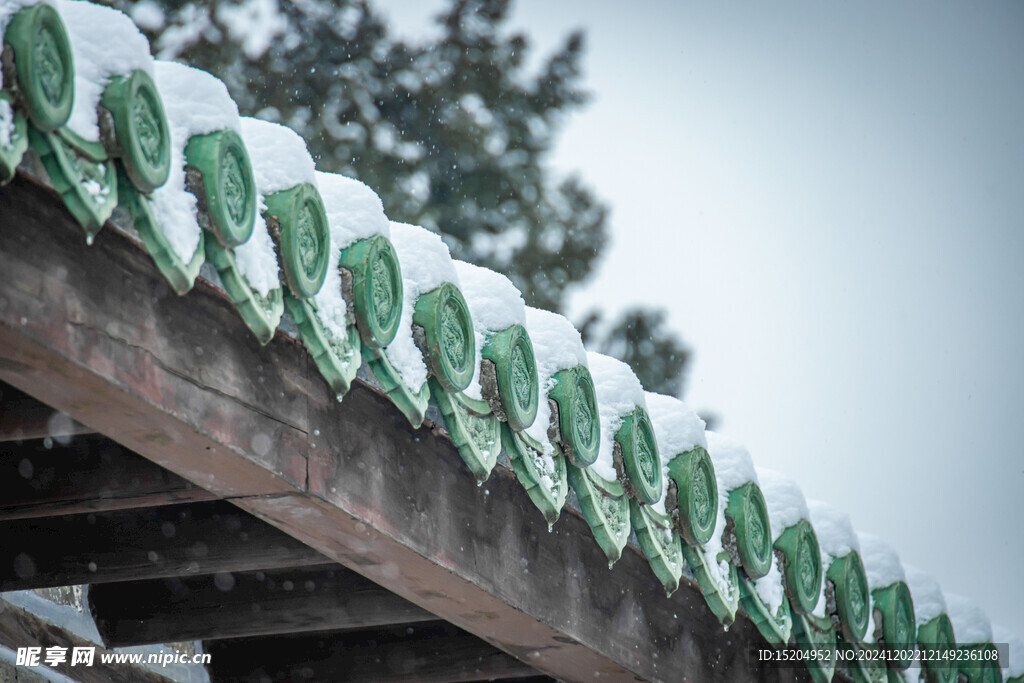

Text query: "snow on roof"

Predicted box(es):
[643, 392, 707, 458]
[240, 116, 318, 195]
[704, 431, 758, 493]
[902, 563, 947, 626]
[522, 307, 588, 453]
[945, 593, 994, 645]
[154, 61, 240, 136]
[856, 532, 906, 590]
[57, 0, 155, 142]
[586, 351, 647, 484]
[755, 467, 810, 542]
[386, 222, 461, 391]
[644, 392, 707, 516]
[310, 171, 393, 342]
[149, 60, 244, 264]
[315, 171, 391, 249]
[806, 500, 860, 560]
[452, 261, 525, 333]
[452, 261, 527, 402]
[992, 625, 1024, 678]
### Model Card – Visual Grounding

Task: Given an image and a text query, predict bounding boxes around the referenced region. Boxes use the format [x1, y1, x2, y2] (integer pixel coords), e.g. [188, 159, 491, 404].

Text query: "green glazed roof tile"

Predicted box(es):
[285, 293, 361, 400]
[337, 234, 403, 351]
[431, 379, 501, 484]
[739, 571, 793, 647]
[3, 3, 74, 133]
[117, 166, 204, 295]
[629, 498, 683, 596]
[204, 238, 283, 346]
[565, 458, 629, 564]
[29, 125, 117, 242]
[503, 423, 568, 527]
[363, 343, 430, 429]
[680, 540, 740, 628]
[793, 611, 838, 683]
[0, 91, 28, 183]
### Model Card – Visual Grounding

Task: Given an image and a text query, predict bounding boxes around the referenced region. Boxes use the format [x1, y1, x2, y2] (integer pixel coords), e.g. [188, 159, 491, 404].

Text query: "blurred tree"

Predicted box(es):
[579, 308, 690, 396]
[122, 0, 693, 396]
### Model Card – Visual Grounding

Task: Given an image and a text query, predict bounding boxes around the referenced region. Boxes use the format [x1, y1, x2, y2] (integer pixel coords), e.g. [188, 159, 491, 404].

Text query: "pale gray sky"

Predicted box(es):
[382, 0, 1024, 641]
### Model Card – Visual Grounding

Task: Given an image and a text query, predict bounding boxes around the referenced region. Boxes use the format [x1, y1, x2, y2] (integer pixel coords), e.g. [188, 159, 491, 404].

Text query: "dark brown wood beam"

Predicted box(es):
[88, 563, 438, 647]
[0, 594, 177, 683]
[205, 622, 540, 683]
[0, 174, 807, 682]
[0, 381, 95, 442]
[0, 433, 218, 521]
[0, 500, 327, 591]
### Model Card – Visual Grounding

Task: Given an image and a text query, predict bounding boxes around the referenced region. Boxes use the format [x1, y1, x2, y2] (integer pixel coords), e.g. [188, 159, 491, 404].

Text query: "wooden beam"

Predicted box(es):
[204, 622, 540, 683]
[0, 595, 177, 683]
[88, 563, 438, 647]
[0, 381, 95, 442]
[0, 500, 327, 591]
[0, 433, 218, 521]
[0, 175, 806, 682]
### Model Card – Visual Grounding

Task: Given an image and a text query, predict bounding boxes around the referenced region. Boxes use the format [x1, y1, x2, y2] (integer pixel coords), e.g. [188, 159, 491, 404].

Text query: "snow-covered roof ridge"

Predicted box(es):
[154, 61, 241, 136]
[754, 467, 810, 542]
[240, 116, 319, 195]
[314, 171, 391, 248]
[946, 593, 994, 645]
[643, 392, 707, 517]
[806, 500, 859, 560]
[902, 563, 947, 626]
[522, 307, 588, 453]
[385, 221, 462, 391]
[644, 392, 707, 458]
[452, 260, 526, 333]
[704, 431, 758, 493]
[586, 351, 648, 484]
[856, 532, 906, 590]
[57, 0, 155, 142]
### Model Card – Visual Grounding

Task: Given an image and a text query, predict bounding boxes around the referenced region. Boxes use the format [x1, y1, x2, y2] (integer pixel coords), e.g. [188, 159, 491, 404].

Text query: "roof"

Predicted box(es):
[0, 2, 1019, 682]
